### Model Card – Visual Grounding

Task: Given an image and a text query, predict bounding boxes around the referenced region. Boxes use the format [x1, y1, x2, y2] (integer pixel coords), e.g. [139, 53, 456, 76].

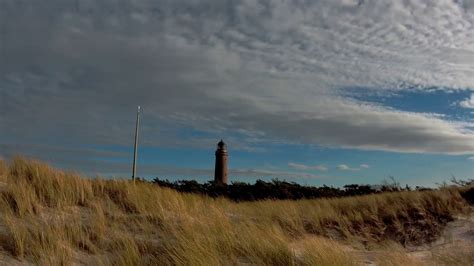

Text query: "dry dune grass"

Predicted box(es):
[0, 157, 470, 265]
[0, 159, 7, 183]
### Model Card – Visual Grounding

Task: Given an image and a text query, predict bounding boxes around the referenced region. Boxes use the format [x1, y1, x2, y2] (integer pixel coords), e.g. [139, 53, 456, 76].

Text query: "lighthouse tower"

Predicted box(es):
[214, 139, 228, 185]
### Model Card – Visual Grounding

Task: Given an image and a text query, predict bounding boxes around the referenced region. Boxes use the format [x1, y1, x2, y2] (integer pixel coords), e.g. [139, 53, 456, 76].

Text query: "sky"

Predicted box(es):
[1, 0, 474, 187]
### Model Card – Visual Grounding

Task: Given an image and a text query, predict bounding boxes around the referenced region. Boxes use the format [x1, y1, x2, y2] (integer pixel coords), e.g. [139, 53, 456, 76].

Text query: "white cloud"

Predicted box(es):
[337, 164, 370, 171]
[460, 94, 474, 109]
[337, 164, 357, 171]
[230, 168, 330, 179]
[288, 162, 328, 171]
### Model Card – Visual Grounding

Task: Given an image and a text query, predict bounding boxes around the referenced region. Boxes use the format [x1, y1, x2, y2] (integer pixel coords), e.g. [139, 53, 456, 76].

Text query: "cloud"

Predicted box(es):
[337, 164, 370, 171]
[460, 93, 474, 109]
[288, 162, 328, 171]
[337, 164, 357, 171]
[230, 168, 330, 179]
[1, 0, 474, 177]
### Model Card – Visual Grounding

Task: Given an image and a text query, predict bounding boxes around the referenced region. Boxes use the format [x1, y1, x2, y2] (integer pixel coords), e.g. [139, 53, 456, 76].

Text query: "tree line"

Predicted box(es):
[149, 177, 434, 201]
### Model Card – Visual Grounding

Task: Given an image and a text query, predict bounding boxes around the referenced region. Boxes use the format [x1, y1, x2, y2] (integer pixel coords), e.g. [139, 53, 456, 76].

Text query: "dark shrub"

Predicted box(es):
[461, 187, 474, 205]
[151, 178, 410, 202]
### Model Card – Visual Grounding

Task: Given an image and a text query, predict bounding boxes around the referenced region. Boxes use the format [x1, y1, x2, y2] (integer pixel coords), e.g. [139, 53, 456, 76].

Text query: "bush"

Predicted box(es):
[151, 178, 412, 201]
[460, 186, 474, 205]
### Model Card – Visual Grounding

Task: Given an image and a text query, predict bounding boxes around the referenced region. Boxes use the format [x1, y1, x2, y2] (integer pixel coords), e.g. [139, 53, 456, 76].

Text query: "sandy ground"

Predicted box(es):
[289, 209, 474, 265]
[350, 210, 474, 265]
[406, 210, 474, 264]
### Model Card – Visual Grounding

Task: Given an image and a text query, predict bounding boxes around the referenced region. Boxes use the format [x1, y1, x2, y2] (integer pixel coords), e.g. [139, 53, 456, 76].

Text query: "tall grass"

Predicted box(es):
[0, 157, 470, 265]
[0, 159, 7, 183]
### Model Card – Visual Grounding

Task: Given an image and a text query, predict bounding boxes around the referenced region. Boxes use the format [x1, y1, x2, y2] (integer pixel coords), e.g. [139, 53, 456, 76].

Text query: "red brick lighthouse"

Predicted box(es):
[214, 139, 228, 185]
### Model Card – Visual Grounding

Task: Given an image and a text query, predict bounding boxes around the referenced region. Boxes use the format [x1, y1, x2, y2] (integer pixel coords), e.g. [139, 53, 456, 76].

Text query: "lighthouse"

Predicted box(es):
[214, 139, 228, 185]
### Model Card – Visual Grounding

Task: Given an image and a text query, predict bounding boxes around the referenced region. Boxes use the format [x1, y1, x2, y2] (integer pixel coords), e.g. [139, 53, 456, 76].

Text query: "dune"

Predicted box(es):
[0, 157, 472, 265]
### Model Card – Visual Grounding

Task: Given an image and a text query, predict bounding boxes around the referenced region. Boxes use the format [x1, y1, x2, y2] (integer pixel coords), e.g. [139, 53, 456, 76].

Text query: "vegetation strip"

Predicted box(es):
[0, 157, 472, 265]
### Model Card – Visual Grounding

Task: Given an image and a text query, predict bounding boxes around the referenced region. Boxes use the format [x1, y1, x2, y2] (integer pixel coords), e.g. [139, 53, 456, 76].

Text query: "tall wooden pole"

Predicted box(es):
[132, 106, 141, 181]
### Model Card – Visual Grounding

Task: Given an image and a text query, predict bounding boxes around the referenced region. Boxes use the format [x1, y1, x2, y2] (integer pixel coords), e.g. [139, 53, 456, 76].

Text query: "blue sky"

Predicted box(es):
[1, 0, 474, 187]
